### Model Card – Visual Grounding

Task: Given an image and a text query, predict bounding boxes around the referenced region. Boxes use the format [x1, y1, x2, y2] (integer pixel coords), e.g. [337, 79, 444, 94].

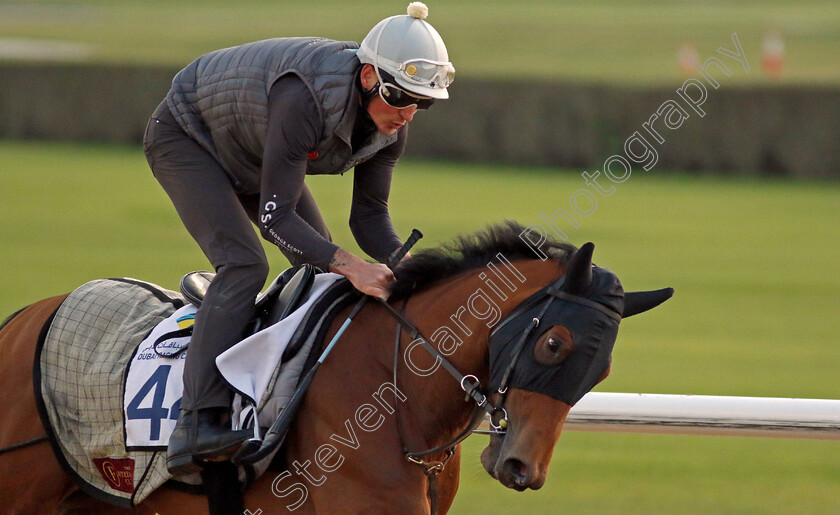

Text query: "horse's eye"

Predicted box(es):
[533, 325, 573, 365]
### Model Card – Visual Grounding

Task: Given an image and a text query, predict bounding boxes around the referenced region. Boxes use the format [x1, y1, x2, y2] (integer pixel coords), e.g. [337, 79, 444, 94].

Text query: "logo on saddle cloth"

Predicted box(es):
[92, 457, 135, 494]
[176, 313, 195, 330]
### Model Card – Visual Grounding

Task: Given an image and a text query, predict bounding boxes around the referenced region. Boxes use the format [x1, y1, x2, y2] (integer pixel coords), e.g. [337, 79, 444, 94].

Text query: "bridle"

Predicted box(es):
[379, 272, 622, 512]
[382, 273, 623, 438]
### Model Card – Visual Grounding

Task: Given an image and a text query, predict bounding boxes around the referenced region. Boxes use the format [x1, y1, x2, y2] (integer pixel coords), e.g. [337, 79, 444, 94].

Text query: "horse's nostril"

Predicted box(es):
[501, 457, 529, 488]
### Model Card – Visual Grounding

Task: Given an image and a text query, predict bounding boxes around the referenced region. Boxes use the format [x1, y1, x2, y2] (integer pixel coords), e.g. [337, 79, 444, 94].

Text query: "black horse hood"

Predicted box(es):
[488, 265, 623, 406]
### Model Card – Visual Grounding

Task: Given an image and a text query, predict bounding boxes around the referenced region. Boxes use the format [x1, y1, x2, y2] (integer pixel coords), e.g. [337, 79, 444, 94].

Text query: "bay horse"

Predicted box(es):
[0, 222, 671, 514]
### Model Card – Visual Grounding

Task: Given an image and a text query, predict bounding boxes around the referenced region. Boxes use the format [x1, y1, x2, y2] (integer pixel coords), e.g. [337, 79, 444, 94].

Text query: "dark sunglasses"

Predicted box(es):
[378, 82, 434, 110]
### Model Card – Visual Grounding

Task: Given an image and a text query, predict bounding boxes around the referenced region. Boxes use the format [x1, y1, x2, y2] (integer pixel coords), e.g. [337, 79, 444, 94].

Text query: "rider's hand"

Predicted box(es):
[329, 249, 395, 300]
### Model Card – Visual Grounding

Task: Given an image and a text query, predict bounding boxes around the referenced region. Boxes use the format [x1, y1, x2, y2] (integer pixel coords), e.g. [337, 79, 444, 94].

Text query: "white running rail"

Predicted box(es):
[562, 393, 840, 440]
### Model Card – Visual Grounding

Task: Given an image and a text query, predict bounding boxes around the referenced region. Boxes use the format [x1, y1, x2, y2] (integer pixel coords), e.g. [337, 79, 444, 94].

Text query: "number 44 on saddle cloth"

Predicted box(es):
[124, 303, 195, 449]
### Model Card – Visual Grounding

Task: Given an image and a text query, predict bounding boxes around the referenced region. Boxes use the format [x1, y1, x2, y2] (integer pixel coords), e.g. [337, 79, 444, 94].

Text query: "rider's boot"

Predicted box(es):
[166, 407, 252, 476]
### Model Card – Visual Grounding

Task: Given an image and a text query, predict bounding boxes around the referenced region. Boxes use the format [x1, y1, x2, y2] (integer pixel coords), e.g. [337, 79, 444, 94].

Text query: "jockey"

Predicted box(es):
[142, 2, 454, 476]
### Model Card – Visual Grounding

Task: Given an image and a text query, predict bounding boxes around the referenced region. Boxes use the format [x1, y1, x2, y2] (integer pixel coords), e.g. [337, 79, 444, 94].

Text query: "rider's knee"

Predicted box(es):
[214, 259, 270, 295]
[232, 259, 270, 284]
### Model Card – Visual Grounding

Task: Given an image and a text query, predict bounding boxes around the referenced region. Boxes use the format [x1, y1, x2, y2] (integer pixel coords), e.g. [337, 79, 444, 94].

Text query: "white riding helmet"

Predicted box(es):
[357, 2, 455, 100]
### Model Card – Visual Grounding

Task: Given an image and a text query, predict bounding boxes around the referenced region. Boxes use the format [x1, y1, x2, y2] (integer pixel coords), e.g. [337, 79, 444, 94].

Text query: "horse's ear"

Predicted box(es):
[622, 288, 674, 318]
[563, 242, 594, 294]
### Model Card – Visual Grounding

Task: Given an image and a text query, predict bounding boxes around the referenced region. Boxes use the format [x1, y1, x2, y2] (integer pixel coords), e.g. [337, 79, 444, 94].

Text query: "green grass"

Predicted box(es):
[1, 140, 838, 513]
[454, 433, 840, 514]
[1, 0, 840, 85]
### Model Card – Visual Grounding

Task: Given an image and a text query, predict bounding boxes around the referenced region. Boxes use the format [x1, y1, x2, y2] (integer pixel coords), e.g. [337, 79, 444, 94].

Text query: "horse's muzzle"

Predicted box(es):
[480, 433, 547, 491]
[479, 390, 571, 491]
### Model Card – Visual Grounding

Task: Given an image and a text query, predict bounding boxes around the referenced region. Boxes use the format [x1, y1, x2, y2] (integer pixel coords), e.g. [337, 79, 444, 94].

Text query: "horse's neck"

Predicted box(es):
[392, 259, 564, 450]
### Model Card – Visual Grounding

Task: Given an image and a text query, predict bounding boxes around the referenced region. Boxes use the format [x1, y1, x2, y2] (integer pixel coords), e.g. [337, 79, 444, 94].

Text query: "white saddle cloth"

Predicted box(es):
[123, 273, 343, 448]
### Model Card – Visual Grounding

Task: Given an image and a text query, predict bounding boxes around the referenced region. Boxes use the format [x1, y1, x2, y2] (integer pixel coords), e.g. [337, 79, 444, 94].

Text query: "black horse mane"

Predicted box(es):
[391, 221, 577, 299]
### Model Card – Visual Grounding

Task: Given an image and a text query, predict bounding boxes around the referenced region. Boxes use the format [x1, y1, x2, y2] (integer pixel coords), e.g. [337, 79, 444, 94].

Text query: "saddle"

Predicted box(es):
[179, 264, 317, 334]
[35, 270, 359, 507]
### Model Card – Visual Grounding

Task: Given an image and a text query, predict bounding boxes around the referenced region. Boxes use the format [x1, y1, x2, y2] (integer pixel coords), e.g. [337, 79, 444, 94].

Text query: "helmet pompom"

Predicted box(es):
[407, 2, 429, 20]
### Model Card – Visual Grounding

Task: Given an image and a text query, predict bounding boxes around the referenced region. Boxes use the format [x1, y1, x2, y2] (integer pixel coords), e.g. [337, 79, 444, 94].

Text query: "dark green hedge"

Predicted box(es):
[2, 64, 836, 178]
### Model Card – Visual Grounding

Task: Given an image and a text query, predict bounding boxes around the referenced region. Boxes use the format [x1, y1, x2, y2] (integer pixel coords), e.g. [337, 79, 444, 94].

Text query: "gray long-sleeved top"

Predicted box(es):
[261, 75, 406, 268]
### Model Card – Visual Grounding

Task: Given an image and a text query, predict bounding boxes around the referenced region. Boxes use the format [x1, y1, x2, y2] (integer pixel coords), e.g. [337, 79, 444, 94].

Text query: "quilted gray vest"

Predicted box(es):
[165, 37, 398, 194]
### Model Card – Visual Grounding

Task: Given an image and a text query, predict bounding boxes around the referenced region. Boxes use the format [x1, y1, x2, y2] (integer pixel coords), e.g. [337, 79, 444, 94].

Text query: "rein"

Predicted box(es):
[388, 298, 484, 515]
[382, 287, 553, 512]
[379, 300, 503, 421]
[381, 286, 561, 514]
[378, 272, 624, 510]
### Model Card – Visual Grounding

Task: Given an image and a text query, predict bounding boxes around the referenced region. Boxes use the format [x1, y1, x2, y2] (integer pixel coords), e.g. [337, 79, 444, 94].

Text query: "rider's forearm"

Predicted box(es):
[328, 248, 366, 278]
[328, 248, 395, 299]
